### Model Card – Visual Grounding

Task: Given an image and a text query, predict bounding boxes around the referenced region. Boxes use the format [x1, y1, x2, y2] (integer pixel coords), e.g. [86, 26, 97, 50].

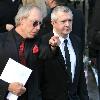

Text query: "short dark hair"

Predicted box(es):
[55, 0, 69, 6]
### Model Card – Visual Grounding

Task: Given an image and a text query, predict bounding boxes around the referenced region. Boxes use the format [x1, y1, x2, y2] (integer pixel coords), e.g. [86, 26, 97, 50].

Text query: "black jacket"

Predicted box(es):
[0, 29, 43, 100]
[40, 32, 89, 100]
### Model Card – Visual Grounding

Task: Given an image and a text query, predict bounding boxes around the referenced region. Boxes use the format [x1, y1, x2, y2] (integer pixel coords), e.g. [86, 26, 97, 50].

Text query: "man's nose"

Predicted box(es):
[36, 24, 41, 30]
[65, 21, 71, 26]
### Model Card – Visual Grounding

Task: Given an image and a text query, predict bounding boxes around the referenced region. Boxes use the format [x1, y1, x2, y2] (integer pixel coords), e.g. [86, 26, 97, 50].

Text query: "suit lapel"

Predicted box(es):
[50, 32, 80, 82]
[50, 32, 66, 70]
[56, 47, 66, 70]
[70, 34, 80, 83]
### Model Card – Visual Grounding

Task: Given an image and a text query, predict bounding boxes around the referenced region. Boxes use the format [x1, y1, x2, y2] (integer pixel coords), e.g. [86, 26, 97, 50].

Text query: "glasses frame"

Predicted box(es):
[32, 20, 42, 27]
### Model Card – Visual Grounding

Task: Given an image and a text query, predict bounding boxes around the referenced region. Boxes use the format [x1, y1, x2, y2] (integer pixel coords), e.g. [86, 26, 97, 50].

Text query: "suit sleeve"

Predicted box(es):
[77, 43, 89, 100]
[0, 79, 9, 99]
[0, 56, 9, 99]
[39, 34, 55, 60]
[77, 65, 89, 100]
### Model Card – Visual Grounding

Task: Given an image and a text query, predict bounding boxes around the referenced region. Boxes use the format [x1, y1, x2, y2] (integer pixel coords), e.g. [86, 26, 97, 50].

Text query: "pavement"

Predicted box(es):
[86, 67, 99, 100]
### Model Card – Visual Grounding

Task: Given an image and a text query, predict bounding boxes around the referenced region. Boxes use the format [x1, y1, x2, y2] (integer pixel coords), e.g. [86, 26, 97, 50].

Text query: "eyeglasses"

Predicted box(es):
[33, 21, 42, 27]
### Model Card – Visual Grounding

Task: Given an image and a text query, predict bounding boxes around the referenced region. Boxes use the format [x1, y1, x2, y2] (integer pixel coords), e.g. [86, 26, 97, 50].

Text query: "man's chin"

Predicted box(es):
[27, 35, 35, 39]
[29, 33, 37, 38]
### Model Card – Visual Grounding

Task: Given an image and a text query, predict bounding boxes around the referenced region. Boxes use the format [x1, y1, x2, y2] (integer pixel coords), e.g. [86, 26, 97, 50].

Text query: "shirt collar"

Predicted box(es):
[53, 29, 70, 45]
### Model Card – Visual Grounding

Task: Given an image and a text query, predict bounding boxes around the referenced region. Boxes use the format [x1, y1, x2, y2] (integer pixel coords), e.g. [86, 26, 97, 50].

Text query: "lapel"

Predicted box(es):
[69, 34, 80, 83]
[49, 32, 71, 72]
[48, 32, 80, 76]
[51, 32, 66, 72]
[56, 34, 80, 80]
[56, 47, 66, 71]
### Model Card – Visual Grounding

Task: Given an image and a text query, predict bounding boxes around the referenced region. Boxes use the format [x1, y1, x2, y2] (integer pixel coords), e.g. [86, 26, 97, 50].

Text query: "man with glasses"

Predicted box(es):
[0, 4, 45, 100]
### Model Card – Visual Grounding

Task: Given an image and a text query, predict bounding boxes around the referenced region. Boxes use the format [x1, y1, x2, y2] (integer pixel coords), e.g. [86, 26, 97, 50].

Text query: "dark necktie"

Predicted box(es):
[18, 41, 26, 65]
[64, 39, 72, 81]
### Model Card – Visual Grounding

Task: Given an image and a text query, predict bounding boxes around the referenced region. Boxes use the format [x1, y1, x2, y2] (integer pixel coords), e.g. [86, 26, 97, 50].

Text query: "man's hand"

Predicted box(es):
[6, 24, 14, 31]
[49, 36, 59, 47]
[8, 82, 26, 96]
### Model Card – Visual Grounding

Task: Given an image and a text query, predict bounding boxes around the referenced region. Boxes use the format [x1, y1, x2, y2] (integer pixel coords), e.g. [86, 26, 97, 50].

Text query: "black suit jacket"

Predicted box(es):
[40, 32, 89, 100]
[0, 29, 43, 100]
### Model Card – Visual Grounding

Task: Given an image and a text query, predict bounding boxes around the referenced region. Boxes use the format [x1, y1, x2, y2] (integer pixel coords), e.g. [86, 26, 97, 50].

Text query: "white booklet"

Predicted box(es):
[0, 58, 32, 100]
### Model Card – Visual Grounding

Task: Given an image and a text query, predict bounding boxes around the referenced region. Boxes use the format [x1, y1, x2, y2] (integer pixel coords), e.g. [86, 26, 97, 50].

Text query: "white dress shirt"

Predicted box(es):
[53, 31, 76, 82]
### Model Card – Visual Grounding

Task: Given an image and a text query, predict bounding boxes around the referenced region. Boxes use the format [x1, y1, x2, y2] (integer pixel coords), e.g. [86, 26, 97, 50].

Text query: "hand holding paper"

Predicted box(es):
[8, 82, 26, 96]
[0, 58, 32, 100]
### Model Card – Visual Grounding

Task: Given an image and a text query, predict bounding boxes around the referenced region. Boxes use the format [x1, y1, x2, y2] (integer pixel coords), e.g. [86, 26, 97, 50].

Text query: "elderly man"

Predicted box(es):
[40, 6, 89, 100]
[0, 4, 43, 100]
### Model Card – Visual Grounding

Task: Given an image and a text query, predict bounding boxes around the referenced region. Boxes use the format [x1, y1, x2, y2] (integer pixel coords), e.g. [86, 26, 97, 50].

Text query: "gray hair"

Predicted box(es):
[15, 4, 41, 26]
[51, 6, 73, 21]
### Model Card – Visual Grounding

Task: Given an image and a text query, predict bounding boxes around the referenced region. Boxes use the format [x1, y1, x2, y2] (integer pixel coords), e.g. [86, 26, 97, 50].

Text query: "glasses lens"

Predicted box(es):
[33, 21, 42, 27]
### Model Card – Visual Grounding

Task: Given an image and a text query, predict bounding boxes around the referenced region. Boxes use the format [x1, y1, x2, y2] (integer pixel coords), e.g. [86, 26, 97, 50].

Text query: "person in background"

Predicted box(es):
[87, 0, 100, 97]
[40, 6, 89, 100]
[0, 0, 22, 33]
[88, 0, 96, 23]
[6, 0, 47, 31]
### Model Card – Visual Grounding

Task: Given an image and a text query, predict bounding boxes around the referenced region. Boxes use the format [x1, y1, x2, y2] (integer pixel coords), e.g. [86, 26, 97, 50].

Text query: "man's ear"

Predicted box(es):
[51, 20, 55, 26]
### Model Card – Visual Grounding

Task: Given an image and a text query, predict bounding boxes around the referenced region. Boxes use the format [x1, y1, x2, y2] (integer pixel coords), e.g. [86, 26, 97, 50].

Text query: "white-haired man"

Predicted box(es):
[0, 4, 43, 100]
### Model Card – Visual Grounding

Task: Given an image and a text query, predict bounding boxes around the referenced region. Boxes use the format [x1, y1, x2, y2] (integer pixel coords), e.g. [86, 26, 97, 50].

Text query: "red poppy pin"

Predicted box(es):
[32, 44, 39, 54]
